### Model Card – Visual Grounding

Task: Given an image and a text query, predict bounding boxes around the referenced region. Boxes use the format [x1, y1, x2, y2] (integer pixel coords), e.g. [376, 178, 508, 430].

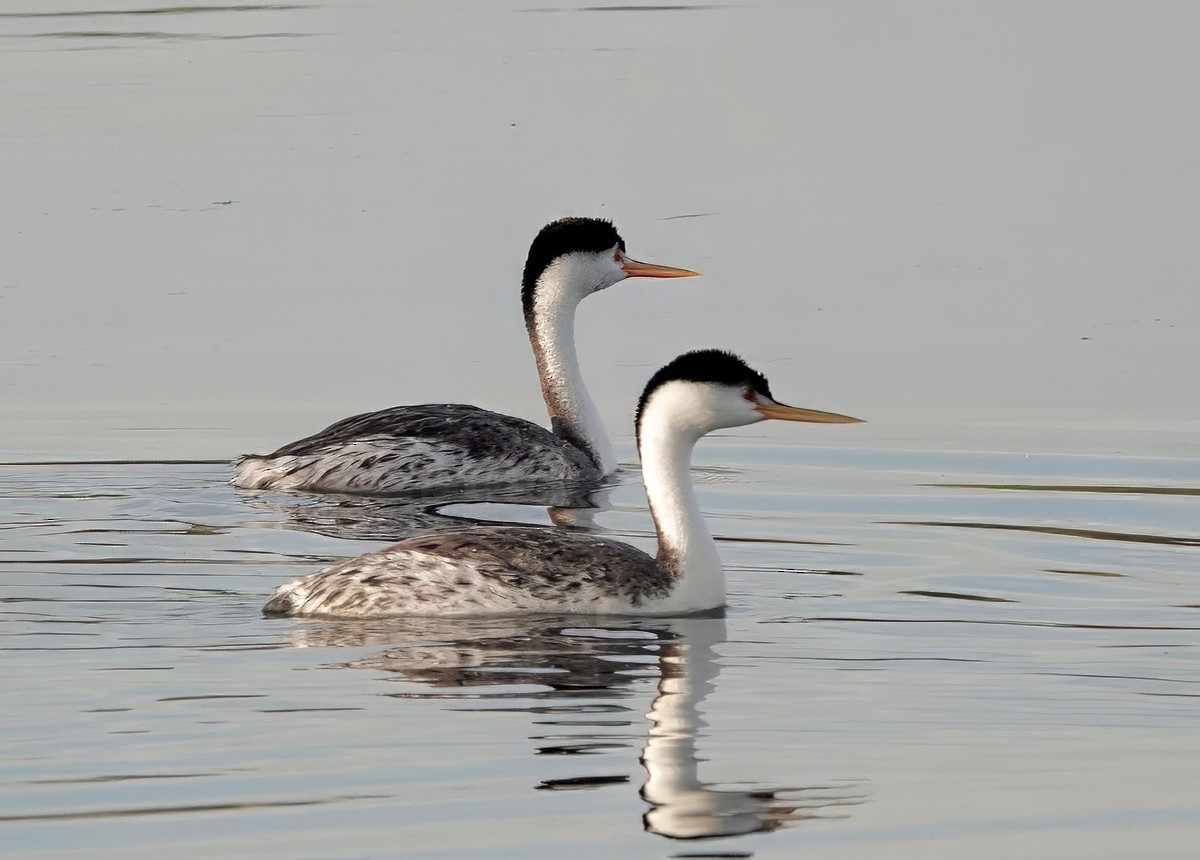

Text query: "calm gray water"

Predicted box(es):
[3, 1, 1199, 857]
[3, 440, 1198, 858]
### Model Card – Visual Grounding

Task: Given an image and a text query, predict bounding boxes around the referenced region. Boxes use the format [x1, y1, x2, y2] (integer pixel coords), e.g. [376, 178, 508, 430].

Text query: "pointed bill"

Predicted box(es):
[620, 257, 701, 279]
[755, 402, 864, 424]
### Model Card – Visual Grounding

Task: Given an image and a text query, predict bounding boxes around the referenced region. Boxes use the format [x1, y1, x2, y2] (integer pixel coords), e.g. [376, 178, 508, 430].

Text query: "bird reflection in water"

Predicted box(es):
[634, 618, 865, 839]
[238, 481, 610, 543]
[283, 615, 865, 840]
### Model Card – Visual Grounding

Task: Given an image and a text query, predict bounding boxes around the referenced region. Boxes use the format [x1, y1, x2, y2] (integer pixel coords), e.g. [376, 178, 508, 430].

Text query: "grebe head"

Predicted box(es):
[521, 217, 699, 318]
[635, 349, 864, 445]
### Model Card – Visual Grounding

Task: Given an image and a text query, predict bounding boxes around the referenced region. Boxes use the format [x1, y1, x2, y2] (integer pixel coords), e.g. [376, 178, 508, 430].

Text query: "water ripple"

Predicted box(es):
[888, 519, 1200, 547]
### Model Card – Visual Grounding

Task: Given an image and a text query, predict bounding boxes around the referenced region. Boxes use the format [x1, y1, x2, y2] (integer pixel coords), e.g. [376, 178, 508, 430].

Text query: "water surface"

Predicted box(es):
[2, 1, 1198, 857]
[2, 441, 1197, 858]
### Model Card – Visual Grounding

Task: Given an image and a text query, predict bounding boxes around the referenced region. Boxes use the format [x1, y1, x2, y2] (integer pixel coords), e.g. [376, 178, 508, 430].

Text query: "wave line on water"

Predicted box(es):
[793, 616, 1200, 631]
[925, 482, 1200, 496]
[0, 794, 390, 823]
[884, 520, 1200, 547]
[0, 5, 307, 18]
[900, 590, 1017, 603]
[0, 459, 229, 466]
[25, 772, 218, 786]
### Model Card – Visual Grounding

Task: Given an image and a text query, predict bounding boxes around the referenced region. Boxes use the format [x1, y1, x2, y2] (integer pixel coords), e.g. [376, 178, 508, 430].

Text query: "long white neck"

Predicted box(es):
[637, 397, 725, 610]
[525, 273, 616, 474]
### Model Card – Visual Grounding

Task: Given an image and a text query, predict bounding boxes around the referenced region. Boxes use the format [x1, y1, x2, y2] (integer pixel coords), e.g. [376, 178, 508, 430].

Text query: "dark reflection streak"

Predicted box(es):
[27, 772, 217, 785]
[1, 494, 126, 502]
[4, 597, 190, 604]
[747, 655, 985, 665]
[385, 690, 640, 702]
[98, 666, 174, 671]
[901, 589, 1016, 603]
[66, 524, 228, 535]
[165, 586, 239, 594]
[0, 794, 388, 823]
[1036, 672, 1196, 685]
[459, 705, 632, 714]
[926, 483, 1200, 496]
[0, 5, 308, 18]
[715, 535, 849, 547]
[887, 520, 1200, 547]
[4, 644, 283, 652]
[0, 632, 100, 639]
[537, 775, 629, 790]
[198, 644, 286, 652]
[537, 742, 628, 755]
[158, 694, 267, 702]
[769, 569, 862, 577]
[10, 31, 312, 40]
[0, 557, 333, 565]
[1045, 568, 1125, 578]
[800, 617, 1200, 631]
[580, 4, 730, 10]
[2, 620, 109, 628]
[0, 459, 228, 466]
[0, 44, 116, 52]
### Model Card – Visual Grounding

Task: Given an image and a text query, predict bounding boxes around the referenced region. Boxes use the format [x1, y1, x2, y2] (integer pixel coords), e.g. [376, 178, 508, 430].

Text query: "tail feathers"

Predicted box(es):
[262, 584, 303, 616]
[231, 455, 300, 490]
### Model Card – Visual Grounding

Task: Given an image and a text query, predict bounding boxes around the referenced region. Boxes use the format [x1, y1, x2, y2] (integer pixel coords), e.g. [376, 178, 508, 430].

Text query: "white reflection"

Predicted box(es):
[280, 613, 865, 841]
[640, 618, 864, 839]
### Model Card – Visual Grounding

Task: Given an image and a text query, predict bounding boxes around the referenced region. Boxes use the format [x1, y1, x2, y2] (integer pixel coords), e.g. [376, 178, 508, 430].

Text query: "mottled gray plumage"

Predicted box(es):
[234, 404, 602, 493]
[233, 217, 699, 495]
[263, 526, 670, 617]
[258, 350, 863, 620]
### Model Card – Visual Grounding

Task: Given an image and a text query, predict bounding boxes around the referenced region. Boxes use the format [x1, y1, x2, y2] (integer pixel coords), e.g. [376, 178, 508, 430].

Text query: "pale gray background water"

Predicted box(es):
[2, 1, 1198, 858]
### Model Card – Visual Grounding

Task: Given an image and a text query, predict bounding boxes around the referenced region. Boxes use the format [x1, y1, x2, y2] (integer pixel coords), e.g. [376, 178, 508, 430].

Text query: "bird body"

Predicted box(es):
[263, 526, 671, 617]
[233, 217, 698, 493]
[233, 404, 599, 494]
[263, 350, 863, 618]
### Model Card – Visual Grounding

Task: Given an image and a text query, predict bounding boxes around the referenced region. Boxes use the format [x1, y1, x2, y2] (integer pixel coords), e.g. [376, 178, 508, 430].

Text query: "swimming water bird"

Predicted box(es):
[233, 217, 699, 494]
[263, 349, 863, 618]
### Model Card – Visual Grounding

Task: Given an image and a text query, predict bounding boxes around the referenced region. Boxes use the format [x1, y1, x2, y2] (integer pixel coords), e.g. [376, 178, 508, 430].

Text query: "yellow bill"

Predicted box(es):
[620, 257, 701, 279]
[755, 402, 864, 424]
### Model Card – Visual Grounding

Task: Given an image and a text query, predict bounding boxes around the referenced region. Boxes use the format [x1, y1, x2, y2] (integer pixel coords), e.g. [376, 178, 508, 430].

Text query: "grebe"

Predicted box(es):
[263, 349, 862, 618]
[233, 217, 699, 494]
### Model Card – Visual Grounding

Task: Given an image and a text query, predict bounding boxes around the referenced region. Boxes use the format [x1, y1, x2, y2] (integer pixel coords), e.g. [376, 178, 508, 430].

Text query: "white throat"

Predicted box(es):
[637, 389, 726, 610]
[526, 262, 617, 474]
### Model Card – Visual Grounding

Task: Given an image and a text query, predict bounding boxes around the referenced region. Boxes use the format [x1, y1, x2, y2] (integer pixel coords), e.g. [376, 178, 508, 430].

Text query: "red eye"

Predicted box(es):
[742, 388, 756, 402]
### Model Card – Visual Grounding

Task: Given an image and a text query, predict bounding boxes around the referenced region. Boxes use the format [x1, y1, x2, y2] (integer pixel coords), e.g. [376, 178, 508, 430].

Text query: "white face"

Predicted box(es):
[538, 245, 627, 303]
[644, 381, 767, 440]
